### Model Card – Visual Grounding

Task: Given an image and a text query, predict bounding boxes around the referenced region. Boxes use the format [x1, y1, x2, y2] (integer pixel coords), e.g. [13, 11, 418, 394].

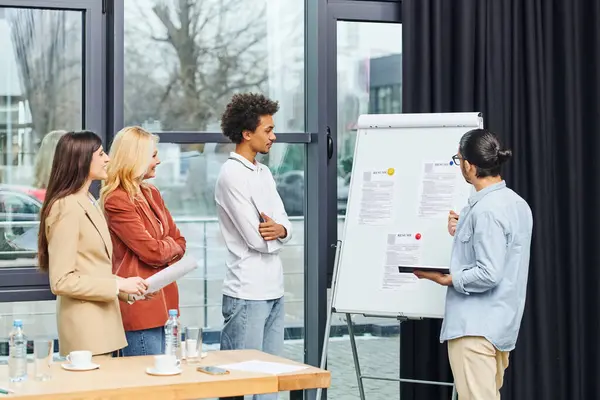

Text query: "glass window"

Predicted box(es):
[370, 84, 402, 114]
[0, 7, 84, 265]
[336, 21, 402, 216]
[123, 0, 305, 132]
[0, 300, 56, 351]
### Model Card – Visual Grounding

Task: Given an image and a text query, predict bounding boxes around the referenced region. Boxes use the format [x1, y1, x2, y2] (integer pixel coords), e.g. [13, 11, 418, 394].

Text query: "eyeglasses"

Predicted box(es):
[452, 154, 463, 166]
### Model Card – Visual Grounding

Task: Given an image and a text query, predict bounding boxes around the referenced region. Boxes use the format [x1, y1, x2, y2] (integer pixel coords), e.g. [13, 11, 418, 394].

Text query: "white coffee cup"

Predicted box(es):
[154, 354, 180, 372]
[66, 350, 93, 367]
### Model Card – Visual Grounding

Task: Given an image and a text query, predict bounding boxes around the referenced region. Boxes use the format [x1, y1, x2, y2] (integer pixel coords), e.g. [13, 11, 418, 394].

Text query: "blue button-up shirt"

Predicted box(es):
[440, 180, 533, 351]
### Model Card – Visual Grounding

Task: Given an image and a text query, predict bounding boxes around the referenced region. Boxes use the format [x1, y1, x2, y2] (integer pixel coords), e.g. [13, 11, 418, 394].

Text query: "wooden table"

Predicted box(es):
[0, 350, 330, 399]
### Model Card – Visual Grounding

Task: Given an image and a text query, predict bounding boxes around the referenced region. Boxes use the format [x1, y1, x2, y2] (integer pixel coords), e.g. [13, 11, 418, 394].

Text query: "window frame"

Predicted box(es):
[108, 1, 314, 146]
[0, 0, 105, 301]
[152, 133, 313, 145]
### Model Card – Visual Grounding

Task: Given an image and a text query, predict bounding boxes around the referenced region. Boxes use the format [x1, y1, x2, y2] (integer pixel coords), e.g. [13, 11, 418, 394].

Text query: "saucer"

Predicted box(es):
[184, 352, 208, 363]
[146, 367, 182, 376]
[61, 363, 100, 371]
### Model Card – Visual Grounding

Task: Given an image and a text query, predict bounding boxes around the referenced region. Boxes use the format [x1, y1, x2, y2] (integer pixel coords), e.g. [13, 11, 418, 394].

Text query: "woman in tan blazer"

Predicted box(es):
[37, 131, 149, 358]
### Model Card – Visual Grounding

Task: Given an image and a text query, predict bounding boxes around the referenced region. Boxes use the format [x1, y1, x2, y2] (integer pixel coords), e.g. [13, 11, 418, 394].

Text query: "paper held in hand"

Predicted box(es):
[133, 255, 198, 299]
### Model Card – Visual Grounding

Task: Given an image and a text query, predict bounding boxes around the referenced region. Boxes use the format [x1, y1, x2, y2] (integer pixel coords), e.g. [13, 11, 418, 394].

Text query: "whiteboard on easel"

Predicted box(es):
[332, 112, 482, 319]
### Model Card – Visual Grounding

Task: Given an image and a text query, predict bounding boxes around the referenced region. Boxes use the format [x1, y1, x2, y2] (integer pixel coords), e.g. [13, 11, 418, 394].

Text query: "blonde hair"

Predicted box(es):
[100, 126, 158, 204]
[33, 130, 68, 189]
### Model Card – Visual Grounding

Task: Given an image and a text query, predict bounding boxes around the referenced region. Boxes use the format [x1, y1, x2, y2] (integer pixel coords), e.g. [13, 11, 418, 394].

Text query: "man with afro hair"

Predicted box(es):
[215, 93, 292, 400]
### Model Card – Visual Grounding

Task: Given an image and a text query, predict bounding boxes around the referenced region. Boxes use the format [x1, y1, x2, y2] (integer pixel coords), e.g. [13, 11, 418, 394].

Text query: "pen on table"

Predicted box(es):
[0, 387, 14, 395]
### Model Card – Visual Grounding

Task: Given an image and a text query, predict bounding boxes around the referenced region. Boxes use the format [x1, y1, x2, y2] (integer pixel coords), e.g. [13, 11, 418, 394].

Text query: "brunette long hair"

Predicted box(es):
[38, 131, 103, 272]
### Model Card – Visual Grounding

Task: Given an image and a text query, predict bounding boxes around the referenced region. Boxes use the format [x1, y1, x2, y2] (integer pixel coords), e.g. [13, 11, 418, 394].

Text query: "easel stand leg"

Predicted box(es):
[316, 301, 334, 400]
[317, 241, 343, 400]
[399, 318, 402, 400]
[346, 313, 366, 400]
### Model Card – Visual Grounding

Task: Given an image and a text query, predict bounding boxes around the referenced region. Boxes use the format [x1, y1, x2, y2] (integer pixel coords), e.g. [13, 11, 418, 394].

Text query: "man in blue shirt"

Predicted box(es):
[415, 129, 533, 400]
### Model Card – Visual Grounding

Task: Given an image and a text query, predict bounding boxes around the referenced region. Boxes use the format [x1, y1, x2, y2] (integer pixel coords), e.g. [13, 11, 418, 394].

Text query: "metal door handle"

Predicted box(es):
[327, 126, 333, 160]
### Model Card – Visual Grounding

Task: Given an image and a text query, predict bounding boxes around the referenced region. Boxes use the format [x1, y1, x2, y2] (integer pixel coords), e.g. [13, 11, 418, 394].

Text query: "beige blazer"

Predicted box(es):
[46, 192, 127, 356]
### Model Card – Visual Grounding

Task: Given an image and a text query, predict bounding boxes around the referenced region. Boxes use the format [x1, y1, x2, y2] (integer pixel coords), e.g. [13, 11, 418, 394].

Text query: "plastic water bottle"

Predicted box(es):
[8, 319, 27, 382]
[164, 309, 181, 360]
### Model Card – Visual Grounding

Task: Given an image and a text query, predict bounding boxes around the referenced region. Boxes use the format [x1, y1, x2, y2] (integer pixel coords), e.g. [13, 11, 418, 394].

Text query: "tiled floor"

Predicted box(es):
[202, 335, 401, 400]
[281, 335, 400, 400]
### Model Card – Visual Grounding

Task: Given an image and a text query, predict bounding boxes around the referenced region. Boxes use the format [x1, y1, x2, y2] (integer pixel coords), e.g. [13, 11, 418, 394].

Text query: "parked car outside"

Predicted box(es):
[275, 170, 349, 216]
[0, 185, 43, 258]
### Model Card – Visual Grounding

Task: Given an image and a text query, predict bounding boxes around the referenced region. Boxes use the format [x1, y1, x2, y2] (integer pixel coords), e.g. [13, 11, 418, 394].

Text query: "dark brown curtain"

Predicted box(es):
[401, 0, 600, 399]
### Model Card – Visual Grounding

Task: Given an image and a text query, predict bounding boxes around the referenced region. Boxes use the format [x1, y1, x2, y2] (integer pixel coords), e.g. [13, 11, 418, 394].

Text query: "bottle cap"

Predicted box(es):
[168, 309, 178, 317]
[13, 319, 22, 327]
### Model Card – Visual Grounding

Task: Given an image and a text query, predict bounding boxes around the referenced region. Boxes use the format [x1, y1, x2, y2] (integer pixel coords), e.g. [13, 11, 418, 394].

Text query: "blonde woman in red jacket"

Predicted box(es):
[101, 126, 186, 356]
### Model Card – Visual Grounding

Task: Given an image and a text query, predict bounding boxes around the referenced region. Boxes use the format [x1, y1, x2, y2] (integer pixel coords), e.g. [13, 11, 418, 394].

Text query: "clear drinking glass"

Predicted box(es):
[34, 339, 54, 381]
[184, 326, 202, 363]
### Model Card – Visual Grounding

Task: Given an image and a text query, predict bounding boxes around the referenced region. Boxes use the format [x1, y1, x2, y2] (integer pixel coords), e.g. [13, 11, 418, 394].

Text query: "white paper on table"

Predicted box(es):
[133, 255, 198, 300]
[217, 360, 309, 375]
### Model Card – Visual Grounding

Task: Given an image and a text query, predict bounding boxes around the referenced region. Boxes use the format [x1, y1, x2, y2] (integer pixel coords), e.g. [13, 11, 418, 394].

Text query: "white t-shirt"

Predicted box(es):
[214, 152, 292, 300]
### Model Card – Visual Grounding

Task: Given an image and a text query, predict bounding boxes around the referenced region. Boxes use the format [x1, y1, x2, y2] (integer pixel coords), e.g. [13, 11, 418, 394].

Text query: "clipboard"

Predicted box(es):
[228, 156, 265, 222]
[398, 266, 450, 274]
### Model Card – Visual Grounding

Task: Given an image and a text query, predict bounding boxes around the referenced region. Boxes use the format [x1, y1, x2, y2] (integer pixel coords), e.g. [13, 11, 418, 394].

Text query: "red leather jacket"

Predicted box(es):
[104, 184, 186, 331]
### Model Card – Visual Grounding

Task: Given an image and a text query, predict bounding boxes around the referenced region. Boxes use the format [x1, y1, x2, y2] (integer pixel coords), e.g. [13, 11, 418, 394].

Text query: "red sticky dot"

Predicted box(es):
[415, 233, 422, 240]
